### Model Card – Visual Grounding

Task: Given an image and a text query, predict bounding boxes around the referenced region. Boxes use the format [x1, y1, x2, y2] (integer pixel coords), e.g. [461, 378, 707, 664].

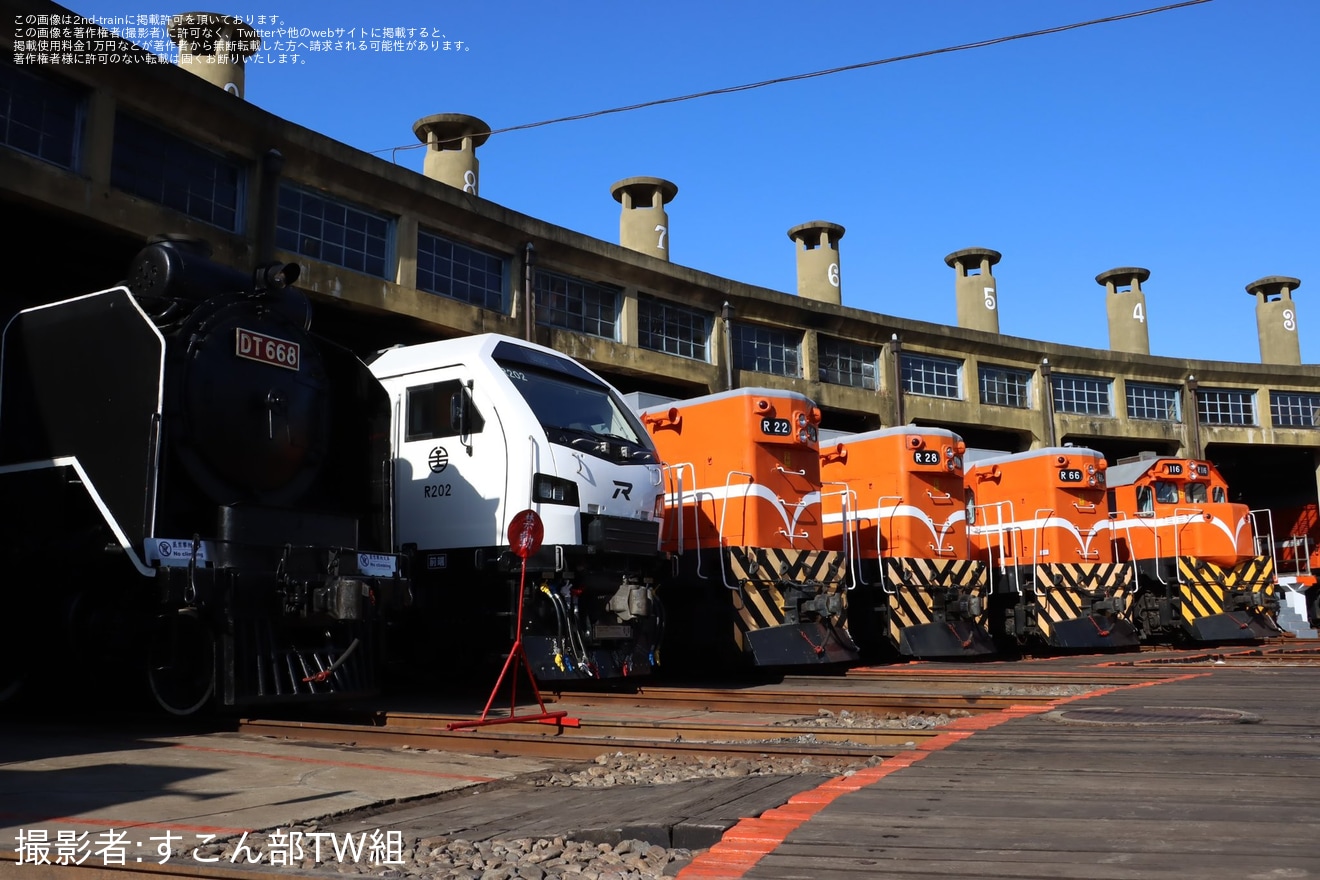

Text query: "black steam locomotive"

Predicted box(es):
[0, 237, 407, 714]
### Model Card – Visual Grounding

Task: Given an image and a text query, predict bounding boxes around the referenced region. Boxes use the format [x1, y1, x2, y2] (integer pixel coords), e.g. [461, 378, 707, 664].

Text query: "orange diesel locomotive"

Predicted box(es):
[964, 447, 1140, 651]
[819, 426, 994, 659]
[637, 389, 857, 669]
[1105, 453, 1281, 642]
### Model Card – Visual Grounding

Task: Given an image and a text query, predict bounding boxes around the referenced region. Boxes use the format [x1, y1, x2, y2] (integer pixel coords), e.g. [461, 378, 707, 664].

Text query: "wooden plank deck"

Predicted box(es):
[699, 663, 1320, 879]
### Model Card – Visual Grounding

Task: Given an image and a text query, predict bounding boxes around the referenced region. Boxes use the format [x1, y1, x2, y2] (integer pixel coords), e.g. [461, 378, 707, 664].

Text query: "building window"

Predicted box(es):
[638, 294, 709, 361]
[1270, 391, 1320, 428]
[1126, 381, 1182, 422]
[979, 364, 1031, 408]
[1196, 388, 1255, 426]
[0, 62, 81, 169]
[732, 322, 801, 377]
[901, 353, 961, 399]
[1050, 373, 1112, 416]
[111, 114, 243, 230]
[534, 269, 619, 339]
[819, 337, 879, 390]
[416, 230, 505, 311]
[276, 184, 392, 278]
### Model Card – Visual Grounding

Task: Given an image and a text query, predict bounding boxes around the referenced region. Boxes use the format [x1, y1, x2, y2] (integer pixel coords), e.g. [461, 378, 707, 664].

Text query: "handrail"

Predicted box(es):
[1031, 508, 1055, 596]
[875, 495, 903, 595]
[823, 482, 864, 589]
[660, 462, 705, 580]
[718, 470, 756, 590]
[1108, 510, 1141, 597]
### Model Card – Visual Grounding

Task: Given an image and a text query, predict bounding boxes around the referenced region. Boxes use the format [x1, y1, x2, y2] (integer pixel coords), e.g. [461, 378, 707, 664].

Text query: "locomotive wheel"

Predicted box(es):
[147, 610, 216, 716]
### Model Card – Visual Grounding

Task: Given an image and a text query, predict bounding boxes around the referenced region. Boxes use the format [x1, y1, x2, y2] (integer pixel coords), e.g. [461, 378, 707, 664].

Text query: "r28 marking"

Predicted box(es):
[423, 483, 452, 498]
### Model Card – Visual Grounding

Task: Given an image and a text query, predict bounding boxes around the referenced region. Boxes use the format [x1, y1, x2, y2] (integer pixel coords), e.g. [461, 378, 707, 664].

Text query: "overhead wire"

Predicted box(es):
[377, 0, 1212, 160]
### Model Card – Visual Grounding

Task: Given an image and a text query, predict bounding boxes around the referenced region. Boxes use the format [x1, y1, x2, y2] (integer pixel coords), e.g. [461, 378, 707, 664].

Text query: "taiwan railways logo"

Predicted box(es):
[428, 447, 449, 474]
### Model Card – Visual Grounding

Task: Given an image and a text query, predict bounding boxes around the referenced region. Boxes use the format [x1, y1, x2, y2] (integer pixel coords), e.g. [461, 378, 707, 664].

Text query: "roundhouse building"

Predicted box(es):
[4, 0, 1319, 579]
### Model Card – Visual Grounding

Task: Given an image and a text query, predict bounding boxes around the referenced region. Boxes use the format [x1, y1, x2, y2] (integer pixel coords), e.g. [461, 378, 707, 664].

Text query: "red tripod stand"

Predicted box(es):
[448, 509, 579, 730]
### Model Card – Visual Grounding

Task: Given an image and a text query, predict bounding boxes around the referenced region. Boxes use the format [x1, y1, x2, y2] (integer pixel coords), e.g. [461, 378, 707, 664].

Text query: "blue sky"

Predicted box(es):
[72, 0, 1318, 365]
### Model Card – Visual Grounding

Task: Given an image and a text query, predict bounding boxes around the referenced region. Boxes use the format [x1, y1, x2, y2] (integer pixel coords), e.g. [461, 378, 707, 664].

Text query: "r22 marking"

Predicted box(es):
[423, 483, 452, 498]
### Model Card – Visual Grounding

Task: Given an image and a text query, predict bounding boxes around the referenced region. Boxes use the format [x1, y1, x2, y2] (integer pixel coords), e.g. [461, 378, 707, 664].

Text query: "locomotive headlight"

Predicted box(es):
[1089, 477, 1097, 486]
[1087, 464, 1096, 475]
[798, 429, 810, 443]
[944, 446, 954, 458]
[653, 493, 666, 521]
[797, 413, 808, 428]
[533, 473, 580, 506]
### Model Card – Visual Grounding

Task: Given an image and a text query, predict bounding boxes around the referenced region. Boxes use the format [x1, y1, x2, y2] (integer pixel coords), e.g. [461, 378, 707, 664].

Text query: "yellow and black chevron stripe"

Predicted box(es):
[1029, 563, 1134, 641]
[1177, 555, 1276, 622]
[880, 558, 988, 642]
[725, 547, 848, 651]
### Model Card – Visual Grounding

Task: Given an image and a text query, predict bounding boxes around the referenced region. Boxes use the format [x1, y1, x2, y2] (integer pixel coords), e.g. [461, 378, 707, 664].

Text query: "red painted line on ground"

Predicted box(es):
[0, 813, 244, 835]
[678, 669, 1196, 879]
[166, 743, 496, 782]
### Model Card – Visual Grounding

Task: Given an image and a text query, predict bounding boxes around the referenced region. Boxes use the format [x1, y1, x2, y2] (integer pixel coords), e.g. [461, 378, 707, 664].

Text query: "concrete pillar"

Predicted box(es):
[610, 177, 677, 261]
[788, 221, 845, 305]
[167, 12, 259, 98]
[1097, 266, 1151, 355]
[413, 114, 491, 195]
[945, 247, 1001, 333]
[1247, 276, 1303, 365]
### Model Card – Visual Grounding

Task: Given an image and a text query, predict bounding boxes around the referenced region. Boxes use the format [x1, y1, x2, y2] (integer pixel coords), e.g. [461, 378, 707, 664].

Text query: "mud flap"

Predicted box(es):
[744, 620, 858, 667]
[898, 620, 997, 658]
[1048, 614, 1141, 650]
[1185, 611, 1278, 642]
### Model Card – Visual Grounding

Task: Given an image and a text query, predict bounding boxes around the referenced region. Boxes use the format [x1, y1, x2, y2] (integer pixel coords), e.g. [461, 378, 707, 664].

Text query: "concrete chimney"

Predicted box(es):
[1096, 266, 1151, 355]
[945, 247, 1001, 333]
[610, 177, 677, 261]
[1246, 275, 1303, 365]
[788, 221, 845, 305]
[413, 114, 491, 195]
[167, 12, 259, 98]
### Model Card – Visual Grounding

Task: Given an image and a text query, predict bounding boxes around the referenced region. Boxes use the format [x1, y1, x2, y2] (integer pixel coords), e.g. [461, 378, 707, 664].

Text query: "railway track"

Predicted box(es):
[234, 674, 1103, 762]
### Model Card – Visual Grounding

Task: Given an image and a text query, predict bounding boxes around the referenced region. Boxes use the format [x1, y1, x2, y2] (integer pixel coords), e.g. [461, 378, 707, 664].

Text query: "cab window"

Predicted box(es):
[406, 380, 485, 442]
[1155, 482, 1179, 504]
[1137, 486, 1154, 515]
[1212, 486, 1226, 503]
[1185, 483, 1207, 504]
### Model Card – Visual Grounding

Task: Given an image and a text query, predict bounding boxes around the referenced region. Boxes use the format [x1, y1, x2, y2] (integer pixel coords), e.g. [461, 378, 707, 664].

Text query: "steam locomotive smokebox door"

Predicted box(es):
[172, 300, 329, 506]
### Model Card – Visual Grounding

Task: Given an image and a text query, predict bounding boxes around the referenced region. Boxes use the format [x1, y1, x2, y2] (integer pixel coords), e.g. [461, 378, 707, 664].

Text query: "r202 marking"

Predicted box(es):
[423, 483, 452, 498]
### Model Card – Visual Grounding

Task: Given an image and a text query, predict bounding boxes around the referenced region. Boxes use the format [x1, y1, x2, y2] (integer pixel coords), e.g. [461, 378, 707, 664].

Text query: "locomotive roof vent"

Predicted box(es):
[789, 221, 845, 305]
[1096, 266, 1151, 356]
[612, 177, 678, 262]
[413, 113, 491, 196]
[945, 247, 1001, 334]
[1116, 451, 1161, 465]
[167, 12, 260, 98]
